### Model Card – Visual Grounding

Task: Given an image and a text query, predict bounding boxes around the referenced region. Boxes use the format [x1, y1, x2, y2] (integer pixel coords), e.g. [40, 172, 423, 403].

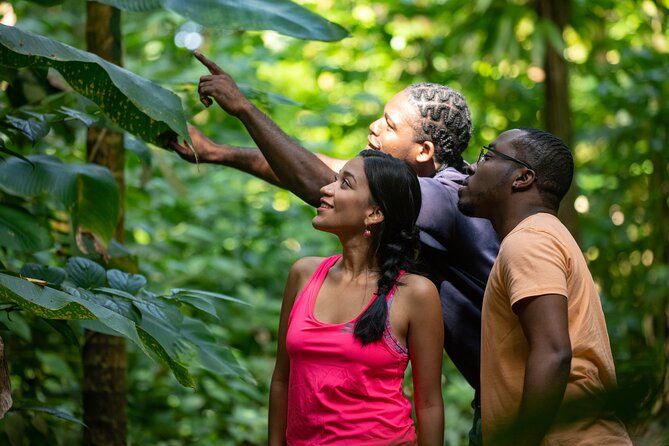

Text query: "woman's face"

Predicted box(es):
[312, 156, 376, 237]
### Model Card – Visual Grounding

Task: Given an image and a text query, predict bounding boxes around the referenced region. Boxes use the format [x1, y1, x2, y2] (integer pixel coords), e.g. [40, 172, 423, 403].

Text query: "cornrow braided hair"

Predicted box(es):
[353, 150, 422, 345]
[406, 83, 472, 173]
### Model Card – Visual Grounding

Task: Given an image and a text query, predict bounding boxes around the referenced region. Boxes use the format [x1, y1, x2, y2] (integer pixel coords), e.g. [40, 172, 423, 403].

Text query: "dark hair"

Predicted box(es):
[353, 149, 422, 345]
[511, 128, 574, 210]
[406, 83, 472, 172]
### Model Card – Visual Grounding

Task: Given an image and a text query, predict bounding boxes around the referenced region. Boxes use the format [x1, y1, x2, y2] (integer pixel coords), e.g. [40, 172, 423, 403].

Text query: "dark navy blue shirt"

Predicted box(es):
[416, 167, 500, 394]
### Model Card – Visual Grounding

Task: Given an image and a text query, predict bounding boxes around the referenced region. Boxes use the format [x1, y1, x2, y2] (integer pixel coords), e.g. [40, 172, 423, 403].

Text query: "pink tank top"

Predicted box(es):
[285, 255, 417, 445]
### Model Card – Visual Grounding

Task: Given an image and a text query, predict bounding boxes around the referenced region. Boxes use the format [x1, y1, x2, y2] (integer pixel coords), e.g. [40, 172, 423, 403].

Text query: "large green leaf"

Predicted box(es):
[0, 155, 118, 247]
[14, 406, 86, 427]
[0, 273, 195, 386]
[66, 257, 106, 289]
[19, 264, 65, 286]
[0, 205, 52, 252]
[98, 0, 349, 41]
[132, 295, 249, 381]
[4, 114, 50, 142]
[106, 269, 147, 294]
[0, 24, 189, 145]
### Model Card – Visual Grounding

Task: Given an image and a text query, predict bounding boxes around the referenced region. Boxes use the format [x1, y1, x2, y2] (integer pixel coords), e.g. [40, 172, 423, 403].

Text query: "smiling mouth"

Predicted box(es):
[366, 136, 380, 151]
[319, 199, 334, 210]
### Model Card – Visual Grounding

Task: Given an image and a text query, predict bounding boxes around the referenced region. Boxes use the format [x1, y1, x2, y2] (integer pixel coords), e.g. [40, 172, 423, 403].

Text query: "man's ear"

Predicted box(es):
[513, 169, 536, 190]
[415, 140, 435, 163]
[365, 207, 385, 226]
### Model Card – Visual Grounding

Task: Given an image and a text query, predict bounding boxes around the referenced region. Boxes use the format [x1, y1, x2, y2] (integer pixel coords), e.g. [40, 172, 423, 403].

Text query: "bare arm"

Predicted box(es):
[166, 124, 283, 187]
[512, 294, 572, 446]
[406, 276, 444, 446]
[166, 124, 347, 195]
[268, 257, 320, 445]
[193, 51, 339, 207]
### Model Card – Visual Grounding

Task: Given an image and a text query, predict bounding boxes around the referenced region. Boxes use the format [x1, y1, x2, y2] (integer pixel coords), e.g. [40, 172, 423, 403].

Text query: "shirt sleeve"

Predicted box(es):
[499, 227, 570, 308]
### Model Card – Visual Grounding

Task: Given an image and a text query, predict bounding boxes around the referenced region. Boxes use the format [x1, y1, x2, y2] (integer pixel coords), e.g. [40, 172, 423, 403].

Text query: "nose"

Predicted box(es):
[369, 117, 382, 135]
[466, 162, 477, 175]
[320, 181, 335, 196]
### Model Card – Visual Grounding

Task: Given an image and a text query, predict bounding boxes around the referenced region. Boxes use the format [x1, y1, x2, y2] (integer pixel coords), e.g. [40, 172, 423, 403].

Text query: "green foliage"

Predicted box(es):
[0, 24, 190, 145]
[0, 205, 51, 252]
[1, 0, 667, 444]
[1, 257, 252, 388]
[97, 0, 349, 41]
[0, 155, 119, 251]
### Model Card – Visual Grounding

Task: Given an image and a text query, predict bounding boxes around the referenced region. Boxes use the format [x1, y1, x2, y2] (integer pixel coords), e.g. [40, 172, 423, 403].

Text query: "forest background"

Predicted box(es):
[0, 0, 667, 445]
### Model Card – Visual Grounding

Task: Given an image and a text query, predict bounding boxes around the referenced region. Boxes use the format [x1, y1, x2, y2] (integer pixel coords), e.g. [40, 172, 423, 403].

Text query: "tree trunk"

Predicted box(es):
[537, 0, 580, 242]
[82, 2, 127, 445]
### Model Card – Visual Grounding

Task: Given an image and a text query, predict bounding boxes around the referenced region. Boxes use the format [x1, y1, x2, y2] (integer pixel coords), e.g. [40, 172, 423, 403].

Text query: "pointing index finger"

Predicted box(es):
[194, 51, 222, 74]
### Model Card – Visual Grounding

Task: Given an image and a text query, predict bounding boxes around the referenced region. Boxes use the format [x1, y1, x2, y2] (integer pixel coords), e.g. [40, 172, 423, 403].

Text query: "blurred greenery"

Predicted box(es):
[0, 0, 667, 444]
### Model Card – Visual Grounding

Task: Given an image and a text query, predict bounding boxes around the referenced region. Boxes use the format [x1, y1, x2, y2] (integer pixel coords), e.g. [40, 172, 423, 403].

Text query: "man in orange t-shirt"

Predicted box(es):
[458, 128, 631, 445]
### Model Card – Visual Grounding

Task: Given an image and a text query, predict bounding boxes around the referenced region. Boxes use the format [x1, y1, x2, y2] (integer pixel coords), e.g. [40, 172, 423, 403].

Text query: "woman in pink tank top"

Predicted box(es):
[269, 150, 444, 445]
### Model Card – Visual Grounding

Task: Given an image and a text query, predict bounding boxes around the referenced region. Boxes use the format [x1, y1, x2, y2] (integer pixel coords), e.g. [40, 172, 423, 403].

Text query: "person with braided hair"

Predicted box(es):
[270, 149, 444, 445]
[166, 52, 500, 444]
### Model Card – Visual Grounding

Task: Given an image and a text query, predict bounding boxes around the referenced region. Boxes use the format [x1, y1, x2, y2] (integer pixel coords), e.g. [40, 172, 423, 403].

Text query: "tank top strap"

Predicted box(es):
[384, 269, 406, 305]
[383, 270, 409, 356]
[288, 255, 341, 325]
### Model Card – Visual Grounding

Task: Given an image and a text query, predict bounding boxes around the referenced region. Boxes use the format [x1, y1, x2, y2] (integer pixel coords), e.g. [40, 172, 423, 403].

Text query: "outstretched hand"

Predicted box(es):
[194, 51, 249, 116]
[164, 125, 217, 164]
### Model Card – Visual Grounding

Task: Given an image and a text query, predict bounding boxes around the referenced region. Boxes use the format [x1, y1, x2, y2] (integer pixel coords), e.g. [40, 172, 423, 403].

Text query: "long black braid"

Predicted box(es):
[406, 82, 472, 173]
[353, 150, 422, 345]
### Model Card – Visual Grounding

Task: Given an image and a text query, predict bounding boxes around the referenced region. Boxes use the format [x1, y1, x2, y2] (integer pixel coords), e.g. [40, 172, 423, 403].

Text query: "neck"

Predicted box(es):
[435, 161, 448, 174]
[492, 205, 557, 240]
[412, 163, 435, 178]
[338, 234, 378, 277]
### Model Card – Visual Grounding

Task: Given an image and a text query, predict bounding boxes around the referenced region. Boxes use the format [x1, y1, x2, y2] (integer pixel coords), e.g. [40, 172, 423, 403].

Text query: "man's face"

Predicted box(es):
[366, 90, 423, 167]
[457, 130, 523, 219]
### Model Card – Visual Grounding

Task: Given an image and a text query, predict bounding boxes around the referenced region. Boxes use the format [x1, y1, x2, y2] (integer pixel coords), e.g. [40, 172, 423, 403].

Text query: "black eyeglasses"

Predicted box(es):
[477, 145, 534, 171]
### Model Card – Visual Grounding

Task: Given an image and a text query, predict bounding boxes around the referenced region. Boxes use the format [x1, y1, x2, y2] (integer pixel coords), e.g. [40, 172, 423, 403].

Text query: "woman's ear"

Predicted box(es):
[365, 207, 385, 226]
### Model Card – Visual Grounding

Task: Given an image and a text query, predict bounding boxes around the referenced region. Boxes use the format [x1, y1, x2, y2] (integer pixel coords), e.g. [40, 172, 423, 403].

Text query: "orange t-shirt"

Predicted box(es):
[481, 213, 630, 445]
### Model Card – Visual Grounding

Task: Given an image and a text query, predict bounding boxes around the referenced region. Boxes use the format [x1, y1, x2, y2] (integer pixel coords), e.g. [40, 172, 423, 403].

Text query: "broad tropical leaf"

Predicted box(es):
[106, 269, 146, 294]
[0, 24, 189, 145]
[178, 317, 250, 380]
[14, 405, 86, 426]
[170, 288, 249, 306]
[57, 106, 99, 127]
[169, 288, 248, 319]
[66, 257, 106, 289]
[4, 114, 50, 142]
[19, 264, 65, 286]
[0, 155, 118, 248]
[0, 273, 196, 386]
[98, 0, 349, 41]
[0, 205, 52, 252]
[137, 303, 249, 381]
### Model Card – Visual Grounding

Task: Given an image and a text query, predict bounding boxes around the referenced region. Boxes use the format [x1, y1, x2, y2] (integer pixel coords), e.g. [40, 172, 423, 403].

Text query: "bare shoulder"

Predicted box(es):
[290, 256, 324, 276]
[400, 273, 439, 301]
[281, 256, 325, 308]
[287, 256, 325, 287]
